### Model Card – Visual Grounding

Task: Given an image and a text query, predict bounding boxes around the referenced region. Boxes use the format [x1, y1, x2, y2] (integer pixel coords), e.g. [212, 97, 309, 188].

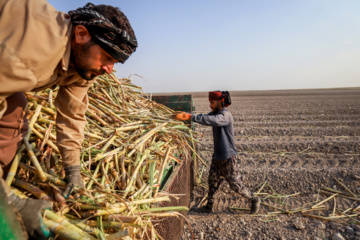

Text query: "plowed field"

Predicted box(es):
[181, 89, 360, 240]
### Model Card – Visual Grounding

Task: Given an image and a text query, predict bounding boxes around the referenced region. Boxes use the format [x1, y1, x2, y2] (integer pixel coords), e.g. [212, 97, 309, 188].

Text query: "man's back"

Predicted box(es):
[192, 107, 237, 160]
[211, 107, 237, 160]
[0, 0, 72, 94]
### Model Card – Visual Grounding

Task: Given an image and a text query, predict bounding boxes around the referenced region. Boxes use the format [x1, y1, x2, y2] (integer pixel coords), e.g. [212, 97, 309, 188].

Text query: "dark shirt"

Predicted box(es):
[191, 107, 237, 160]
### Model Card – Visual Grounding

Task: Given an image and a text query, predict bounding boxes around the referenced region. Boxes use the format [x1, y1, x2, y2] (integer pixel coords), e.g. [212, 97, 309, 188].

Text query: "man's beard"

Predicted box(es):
[212, 104, 221, 114]
[71, 41, 105, 80]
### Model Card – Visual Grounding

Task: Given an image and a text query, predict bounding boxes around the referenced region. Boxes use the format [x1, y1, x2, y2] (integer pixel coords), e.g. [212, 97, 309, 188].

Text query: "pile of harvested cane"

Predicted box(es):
[5, 72, 199, 239]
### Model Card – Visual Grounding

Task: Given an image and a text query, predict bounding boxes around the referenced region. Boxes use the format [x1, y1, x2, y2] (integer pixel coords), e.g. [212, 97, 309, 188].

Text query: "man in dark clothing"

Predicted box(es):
[176, 91, 261, 214]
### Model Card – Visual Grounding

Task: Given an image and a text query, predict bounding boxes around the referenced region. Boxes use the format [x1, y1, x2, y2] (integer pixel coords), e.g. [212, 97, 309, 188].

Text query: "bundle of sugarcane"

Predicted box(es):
[6, 72, 200, 239]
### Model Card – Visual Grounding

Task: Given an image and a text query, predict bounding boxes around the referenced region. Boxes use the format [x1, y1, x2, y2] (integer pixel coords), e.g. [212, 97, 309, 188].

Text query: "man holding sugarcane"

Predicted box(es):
[0, 0, 137, 238]
[176, 91, 261, 214]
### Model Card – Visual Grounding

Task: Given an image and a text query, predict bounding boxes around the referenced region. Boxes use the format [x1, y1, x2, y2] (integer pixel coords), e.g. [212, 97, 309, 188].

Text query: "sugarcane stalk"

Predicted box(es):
[119, 153, 127, 189]
[115, 124, 144, 133]
[44, 218, 95, 240]
[261, 202, 291, 214]
[332, 176, 357, 197]
[86, 118, 109, 134]
[44, 210, 95, 237]
[337, 210, 360, 223]
[320, 190, 360, 201]
[86, 155, 113, 190]
[128, 122, 167, 156]
[353, 205, 360, 212]
[39, 123, 54, 151]
[38, 117, 55, 125]
[48, 89, 54, 109]
[42, 106, 56, 115]
[87, 109, 108, 126]
[85, 135, 118, 166]
[332, 197, 336, 216]
[89, 103, 114, 123]
[18, 162, 66, 187]
[23, 137, 47, 182]
[5, 145, 26, 186]
[13, 179, 52, 201]
[91, 100, 125, 124]
[256, 181, 267, 194]
[311, 193, 337, 209]
[26, 104, 42, 139]
[140, 206, 189, 213]
[100, 160, 111, 190]
[154, 147, 171, 197]
[123, 150, 150, 198]
[31, 127, 59, 152]
[84, 131, 104, 141]
[320, 187, 348, 195]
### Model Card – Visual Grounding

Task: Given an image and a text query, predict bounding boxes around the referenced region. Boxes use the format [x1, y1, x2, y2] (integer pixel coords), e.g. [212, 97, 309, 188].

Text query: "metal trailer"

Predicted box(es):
[152, 94, 195, 239]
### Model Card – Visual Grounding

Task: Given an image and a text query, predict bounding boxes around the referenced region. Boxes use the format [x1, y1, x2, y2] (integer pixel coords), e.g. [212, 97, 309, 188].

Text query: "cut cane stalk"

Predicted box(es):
[23, 137, 48, 182]
[26, 104, 42, 139]
[18, 162, 66, 187]
[311, 193, 337, 209]
[5, 145, 26, 186]
[13, 179, 52, 201]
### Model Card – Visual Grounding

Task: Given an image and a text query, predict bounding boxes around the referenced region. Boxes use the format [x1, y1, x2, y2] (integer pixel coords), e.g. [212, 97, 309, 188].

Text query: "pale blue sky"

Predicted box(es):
[48, 0, 360, 93]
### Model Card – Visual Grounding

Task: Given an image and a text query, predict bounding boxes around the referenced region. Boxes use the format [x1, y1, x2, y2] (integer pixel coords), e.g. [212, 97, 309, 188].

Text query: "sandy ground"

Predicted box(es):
[180, 89, 360, 240]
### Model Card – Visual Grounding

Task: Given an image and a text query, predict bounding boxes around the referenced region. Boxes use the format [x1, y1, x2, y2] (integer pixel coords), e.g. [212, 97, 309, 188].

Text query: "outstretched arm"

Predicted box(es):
[191, 112, 229, 127]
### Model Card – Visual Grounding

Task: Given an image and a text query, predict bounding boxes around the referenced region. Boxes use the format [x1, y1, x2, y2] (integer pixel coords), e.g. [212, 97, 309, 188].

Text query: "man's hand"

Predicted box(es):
[63, 165, 84, 198]
[8, 193, 52, 239]
[175, 112, 191, 121]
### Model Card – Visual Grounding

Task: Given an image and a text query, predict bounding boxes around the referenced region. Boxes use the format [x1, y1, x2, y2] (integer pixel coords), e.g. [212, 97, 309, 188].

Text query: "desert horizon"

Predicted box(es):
[149, 86, 360, 98]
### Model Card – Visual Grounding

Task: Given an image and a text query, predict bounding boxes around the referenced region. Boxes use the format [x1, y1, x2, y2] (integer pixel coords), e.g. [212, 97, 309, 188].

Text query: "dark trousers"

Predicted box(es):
[207, 155, 253, 208]
[0, 93, 28, 177]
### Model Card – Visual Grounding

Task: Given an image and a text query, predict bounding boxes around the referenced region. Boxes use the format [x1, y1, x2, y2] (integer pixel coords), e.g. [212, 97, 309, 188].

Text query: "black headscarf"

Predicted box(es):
[68, 3, 137, 63]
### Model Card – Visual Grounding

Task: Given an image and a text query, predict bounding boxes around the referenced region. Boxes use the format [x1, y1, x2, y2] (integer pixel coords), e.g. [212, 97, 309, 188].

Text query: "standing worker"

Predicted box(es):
[0, 1, 137, 238]
[176, 91, 261, 214]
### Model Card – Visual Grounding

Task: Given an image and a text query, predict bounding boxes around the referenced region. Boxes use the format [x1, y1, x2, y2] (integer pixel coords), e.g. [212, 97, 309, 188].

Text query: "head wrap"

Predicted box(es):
[209, 91, 223, 101]
[209, 91, 231, 107]
[68, 3, 137, 63]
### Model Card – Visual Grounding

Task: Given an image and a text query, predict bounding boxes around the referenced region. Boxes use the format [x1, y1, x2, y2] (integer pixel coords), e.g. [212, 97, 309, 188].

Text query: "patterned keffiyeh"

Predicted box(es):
[69, 3, 137, 63]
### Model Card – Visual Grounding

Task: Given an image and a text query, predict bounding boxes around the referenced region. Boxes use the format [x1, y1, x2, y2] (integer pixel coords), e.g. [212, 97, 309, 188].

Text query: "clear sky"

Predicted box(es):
[48, 0, 360, 93]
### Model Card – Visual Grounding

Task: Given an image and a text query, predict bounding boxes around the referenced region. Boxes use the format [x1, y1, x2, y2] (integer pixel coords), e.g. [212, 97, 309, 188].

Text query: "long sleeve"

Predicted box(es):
[191, 112, 229, 127]
[55, 79, 94, 167]
[192, 108, 237, 160]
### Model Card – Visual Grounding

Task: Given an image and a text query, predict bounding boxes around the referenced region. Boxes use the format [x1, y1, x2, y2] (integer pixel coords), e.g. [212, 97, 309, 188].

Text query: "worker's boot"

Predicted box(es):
[250, 196, 261, 214]
[192, 204, 212, 213]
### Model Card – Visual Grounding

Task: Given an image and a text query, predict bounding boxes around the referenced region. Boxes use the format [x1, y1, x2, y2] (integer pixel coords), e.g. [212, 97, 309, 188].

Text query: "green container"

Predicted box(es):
[151, 95, 194, 113]
[0, 186, 27, 240]
[152, 95, 194, 189]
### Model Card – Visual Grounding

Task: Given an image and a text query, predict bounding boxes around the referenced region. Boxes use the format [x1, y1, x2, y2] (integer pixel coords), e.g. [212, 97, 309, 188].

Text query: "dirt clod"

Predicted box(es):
[293, 218, 305, 230]
[332, 232, 346, 240]
[345, 226, 355, 235]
